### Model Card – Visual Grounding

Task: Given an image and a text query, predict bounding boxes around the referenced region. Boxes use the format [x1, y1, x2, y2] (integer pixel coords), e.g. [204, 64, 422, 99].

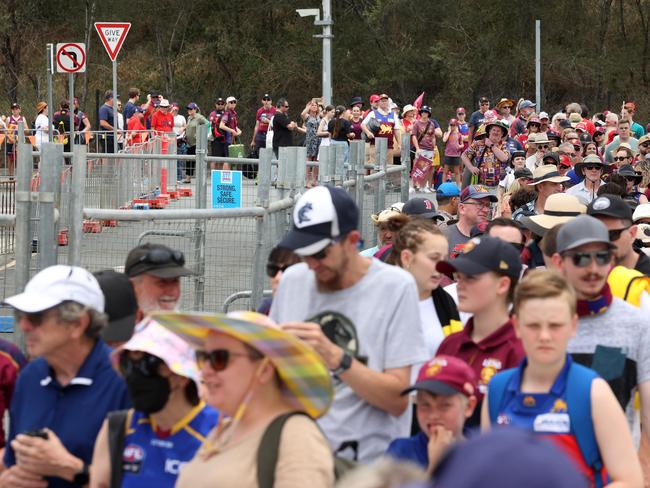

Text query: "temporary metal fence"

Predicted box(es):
[0, 125, 412, 347]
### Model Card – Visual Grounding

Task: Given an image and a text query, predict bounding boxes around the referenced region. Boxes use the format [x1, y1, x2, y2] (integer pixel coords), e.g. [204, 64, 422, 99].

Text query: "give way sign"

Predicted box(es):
[94, 22, 131, 61]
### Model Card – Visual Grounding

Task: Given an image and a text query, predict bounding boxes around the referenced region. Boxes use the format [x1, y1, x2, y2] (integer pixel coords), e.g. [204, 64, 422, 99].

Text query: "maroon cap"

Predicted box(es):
[402, 355, 477, 398]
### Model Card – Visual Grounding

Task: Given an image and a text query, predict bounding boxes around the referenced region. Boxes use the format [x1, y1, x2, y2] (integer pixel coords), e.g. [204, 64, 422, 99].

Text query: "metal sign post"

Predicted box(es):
[94, 22, 131, 155]
[46, 44, 54, 142]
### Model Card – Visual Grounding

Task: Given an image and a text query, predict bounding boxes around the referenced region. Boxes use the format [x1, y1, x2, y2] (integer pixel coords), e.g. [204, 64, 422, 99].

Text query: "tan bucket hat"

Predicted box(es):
[528, 164, 570, 186]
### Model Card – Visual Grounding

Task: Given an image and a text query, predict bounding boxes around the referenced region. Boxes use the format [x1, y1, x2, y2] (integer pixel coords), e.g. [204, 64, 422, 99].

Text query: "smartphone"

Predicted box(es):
[24, 429, 49, 440]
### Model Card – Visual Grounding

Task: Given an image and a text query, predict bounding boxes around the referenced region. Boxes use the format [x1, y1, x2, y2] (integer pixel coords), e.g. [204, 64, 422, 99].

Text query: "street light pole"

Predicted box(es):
[297, 0, 334, 105]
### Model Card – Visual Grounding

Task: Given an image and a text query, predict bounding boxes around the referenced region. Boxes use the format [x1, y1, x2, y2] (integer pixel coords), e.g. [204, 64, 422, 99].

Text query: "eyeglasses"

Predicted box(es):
[641, 143, 650, 148]
[608, 227, 630, 241]
[119, 353, 163, 377]
[564, 250, 613, 267]
[561, 151, 577, 158]
[14, 310, 50, 326]
[134, 248, 185, 269]
[266, 263, 290, 278]
[306, 243, 333, 260]
[195, 349, 259, 371]
[614, 156, 629, 161]
[462, 201, 492, 209]
[502, 106, 513, 110]
[584, 165, 602, 171]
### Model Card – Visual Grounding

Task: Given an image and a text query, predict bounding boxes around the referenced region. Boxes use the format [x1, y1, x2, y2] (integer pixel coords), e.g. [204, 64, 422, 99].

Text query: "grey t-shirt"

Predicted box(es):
[444, 223, 470, 257]
[270, 258, 427, 463]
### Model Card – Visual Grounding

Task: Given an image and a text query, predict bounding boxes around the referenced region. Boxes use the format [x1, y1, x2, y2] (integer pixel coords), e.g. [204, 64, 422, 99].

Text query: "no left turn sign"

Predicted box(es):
[56, 43, 86, 73]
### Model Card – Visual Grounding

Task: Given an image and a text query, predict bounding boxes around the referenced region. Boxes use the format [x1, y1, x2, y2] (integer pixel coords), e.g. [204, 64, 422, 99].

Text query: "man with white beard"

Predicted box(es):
[124, 243, 194, 315]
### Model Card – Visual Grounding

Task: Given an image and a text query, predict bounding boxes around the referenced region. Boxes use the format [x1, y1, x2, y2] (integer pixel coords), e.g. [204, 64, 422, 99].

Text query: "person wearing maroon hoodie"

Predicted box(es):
[436, 236, 525, 429]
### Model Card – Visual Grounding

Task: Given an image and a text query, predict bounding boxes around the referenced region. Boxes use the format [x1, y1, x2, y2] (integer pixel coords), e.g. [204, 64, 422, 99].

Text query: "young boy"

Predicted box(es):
[386, 355, 477, 475]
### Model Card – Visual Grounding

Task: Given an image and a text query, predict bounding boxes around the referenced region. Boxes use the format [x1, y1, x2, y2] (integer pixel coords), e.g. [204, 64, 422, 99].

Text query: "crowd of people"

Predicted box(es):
[0, 93, 649, 487]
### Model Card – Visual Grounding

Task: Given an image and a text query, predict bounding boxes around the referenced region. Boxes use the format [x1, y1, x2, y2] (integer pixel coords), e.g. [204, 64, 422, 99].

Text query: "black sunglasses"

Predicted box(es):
[119, 353, 163, 377]
[564, 250, 612, 267]
[14, 309, 50, 327]
[537, 144, 549, 150]
[306, 244, 332, 260]
[195, 349, 258, 371]
[136, 248, 185, 268]
[266, 263, 290, 278]
[613, 157, 629, 161]
[608, 227, 630, 241]
[584, 164, 602, 171]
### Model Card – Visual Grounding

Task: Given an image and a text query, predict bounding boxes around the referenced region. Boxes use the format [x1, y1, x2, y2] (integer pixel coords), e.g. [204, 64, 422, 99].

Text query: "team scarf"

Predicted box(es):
[576, 283, 613, 317]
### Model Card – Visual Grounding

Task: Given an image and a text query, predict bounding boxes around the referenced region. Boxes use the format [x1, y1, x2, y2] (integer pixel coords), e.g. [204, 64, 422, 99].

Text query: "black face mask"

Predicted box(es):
[125, 370, 171, 414]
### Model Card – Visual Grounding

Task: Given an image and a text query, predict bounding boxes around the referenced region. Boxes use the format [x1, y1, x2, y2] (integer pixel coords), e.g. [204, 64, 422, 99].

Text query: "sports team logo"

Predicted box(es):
[122, 444, 145, 474]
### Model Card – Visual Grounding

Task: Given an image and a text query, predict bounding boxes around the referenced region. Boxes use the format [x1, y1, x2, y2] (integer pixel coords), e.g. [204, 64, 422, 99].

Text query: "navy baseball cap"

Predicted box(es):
[280, 186, 359, 256]
[402, 198, 440, 220]
[437, 236, 522, 279]
[186, 102, 199, 110]
[460, 185, 498, 203]
[437, 182, 461, 198]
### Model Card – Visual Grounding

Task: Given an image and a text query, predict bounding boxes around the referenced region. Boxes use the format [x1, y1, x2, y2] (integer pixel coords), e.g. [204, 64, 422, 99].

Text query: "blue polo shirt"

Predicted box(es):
[4, 338, 130, 488]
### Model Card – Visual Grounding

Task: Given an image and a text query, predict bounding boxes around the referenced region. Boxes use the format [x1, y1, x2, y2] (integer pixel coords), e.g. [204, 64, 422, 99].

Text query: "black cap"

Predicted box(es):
[10, 102, 20, 109]
[437, 236, 522, 279]
[542, 151, 559, 166]
[513, 167, 533, 179]
[124, 243, 195, 278]
[587, 195, 633, 221]
[216, 97, 225, 104]
[262, 93, 272, 101]
[94, 270, 137, 343]
[350, 96, 363, 107]
[402, 197, 441, 220]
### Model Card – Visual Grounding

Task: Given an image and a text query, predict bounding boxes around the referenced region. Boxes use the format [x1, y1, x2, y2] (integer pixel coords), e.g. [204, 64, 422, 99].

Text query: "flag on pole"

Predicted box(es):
[412, 92, 425, 111]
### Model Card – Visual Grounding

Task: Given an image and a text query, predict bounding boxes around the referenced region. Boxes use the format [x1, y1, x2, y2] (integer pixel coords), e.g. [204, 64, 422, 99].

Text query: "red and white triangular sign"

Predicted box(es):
[94, 22, 131, 62]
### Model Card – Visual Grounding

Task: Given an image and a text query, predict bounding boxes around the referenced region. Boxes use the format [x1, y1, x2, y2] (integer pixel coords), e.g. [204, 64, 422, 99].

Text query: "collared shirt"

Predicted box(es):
[566, 180, 605, 204]
[4, 339, 130, 488]
[437, 318, 525, 428]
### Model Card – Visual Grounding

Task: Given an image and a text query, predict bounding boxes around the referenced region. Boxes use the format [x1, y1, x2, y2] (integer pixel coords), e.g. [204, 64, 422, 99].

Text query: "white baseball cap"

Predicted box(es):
[633, 203, 650, 223]
[226, 96, 237, 103]
[4, 265, 105, 313]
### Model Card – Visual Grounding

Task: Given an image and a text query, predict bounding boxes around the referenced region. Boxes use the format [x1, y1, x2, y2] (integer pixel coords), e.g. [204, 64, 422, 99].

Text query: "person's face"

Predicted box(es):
[131, 274, 181, 313]
[521, 107, 534, 118]
[640, 141, 650, 156]
[535, 142, 549, 154]
[488, 126, 503, 142]
[459, 198, 491, 225]
[474, 136, 486, 146]
[160, 106, 169, 114]
[262, 98, 272, 108]
[404, 110, 416, 119]
[585, 143, 598, 156]
[537, 181, 563, 198]
[187, 108, 196, 116]
[583, 164, 603, 182]
[500, 105, 512, 115]
[513, 156, 525, 168]
[352, 106, 361, 117]
[16, 307, 85, 359]
[415, 391, 473, 439]
[595, 216, 635, 265]
[554, 116, 566, 129]
[402, 233, 448, 294]
[11, 107, 20, 115]
[618, 123, 630, 138]
[216, 102, 225, 111]
[513, 296, 577, 366]
[479, 101, 489, 112]
[377, 223, 394, 246]
[556, 243, 613, 300]
[379, 97, 389, 110]
[456, 111, 466, 121]
[199, 333, 264, 415]
[420, 111, 430, 121]
[228, 100, 237, 110]
[118, 102, 123, 112]
[614, 151, 631, 166]
[302, 234, 358, 291]
[455, 271, 510, 313]
[558, 162, 571, 176]
[528, 123, 540, 133]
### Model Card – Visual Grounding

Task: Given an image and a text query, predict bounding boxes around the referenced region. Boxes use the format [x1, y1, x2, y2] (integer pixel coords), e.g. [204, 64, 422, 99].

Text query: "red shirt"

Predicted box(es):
[150, 111, 174, 134]
[255, 106, 276, 133]
[0, 339, 26, 447]
[127, 116, 147, 144]
[437, 318, 525, 427]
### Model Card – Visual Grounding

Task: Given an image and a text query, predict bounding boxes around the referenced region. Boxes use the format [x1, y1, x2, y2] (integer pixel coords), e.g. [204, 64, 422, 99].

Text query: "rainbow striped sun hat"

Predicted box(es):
[150, 311, 334, 419]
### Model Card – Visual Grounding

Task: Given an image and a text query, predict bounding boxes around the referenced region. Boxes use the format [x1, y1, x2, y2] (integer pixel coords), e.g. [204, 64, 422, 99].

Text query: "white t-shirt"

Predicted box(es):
[34, 114, 49, 148]
[412, 298, 444, 382]
[270, 258, 427, 463]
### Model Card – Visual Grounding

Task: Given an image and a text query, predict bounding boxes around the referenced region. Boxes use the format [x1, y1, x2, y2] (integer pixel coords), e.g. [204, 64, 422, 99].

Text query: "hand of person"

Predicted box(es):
[236, 128, 242, 137]
[288, 121, 297, 130]
[250, 140, 256, 148]
[12, 429, 80, 480]
[470, 165, 480, 175]
[426, 425, 454, 471]
[281, 322, 342, 369]
[366, 132, 374, 140]
[485, 139, 494, 148]
[0, 465, 47, 488]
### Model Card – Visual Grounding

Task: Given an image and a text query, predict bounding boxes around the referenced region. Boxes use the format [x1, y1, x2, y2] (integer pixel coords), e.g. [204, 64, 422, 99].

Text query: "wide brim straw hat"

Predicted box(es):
[527, 164, 570, 186]
[151, 311, 334, 419]
[521, 193, 586, 236]
[35, 102, 47, 114]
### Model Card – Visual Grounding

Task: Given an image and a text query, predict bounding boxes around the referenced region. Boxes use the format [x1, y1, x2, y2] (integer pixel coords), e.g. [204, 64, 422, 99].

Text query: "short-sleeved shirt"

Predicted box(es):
[4, 339, 131, 488]
[272, 112, 293, 151]
[328, 118, 352, 142]
[437, 318, 525, 428]
[412, 119, 440, 151]
[444, 223, 471, 258]
[123, 102, 137, 124]
[98, 104, 114, 131]
[121, 403, 218, 488]
[463, 141, 508, 186]
[385, 431, 429, 469]
[270, 259, 427, 462]
[468, 110, 486, 131]
[151, 111, 174, 134]
[221, 109, 239, 144]
[255, 106, 276, 134]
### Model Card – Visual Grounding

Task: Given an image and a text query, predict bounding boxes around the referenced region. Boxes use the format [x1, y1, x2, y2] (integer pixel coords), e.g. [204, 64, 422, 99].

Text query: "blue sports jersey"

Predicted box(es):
[121, 402, 218, 488]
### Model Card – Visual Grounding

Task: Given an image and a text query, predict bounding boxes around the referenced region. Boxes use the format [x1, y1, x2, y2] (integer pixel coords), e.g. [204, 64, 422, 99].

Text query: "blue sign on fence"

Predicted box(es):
[211, 170, 242, 209]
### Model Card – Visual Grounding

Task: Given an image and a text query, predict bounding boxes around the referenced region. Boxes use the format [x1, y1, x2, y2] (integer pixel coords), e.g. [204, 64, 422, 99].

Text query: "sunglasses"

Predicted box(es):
[613, 156, 629, 161]
[457, 112, 464, 115]
[608, 226, 630, 241]
[14, 309, 50, 326]
[529, 123, 541, 128]
[564, 250, 612, 267]
[584, 164, 602, 171]
[284, 105, 289, 108]
[559, 164, 571, 169]
[195, 349, 258, 371]
[266, 263, 290, 278]
[306, 243, 333, 260]
[119, 353, 163, 377]
[134, 248, 185, 268]
[537, 144, 549, 150]
[641, 143, 650, 148]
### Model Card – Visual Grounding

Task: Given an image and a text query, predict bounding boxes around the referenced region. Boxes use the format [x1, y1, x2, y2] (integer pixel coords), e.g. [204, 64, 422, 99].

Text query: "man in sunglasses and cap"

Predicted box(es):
[0, 265, 130, 487]
[270, 185, 427, 463]
[124, 243, 195, 316]
[551, 215, 650, 445]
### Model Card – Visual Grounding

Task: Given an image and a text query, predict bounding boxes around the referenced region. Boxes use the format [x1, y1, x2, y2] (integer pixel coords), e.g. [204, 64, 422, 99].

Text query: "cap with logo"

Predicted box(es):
[10, 102, 20, 109]
[216, 97, 225, 104]
[437, 182, 461, 198]
[556, 215, 616, 254]
[279, 186, 359, 256]
[402, 197, 440, 220]
[436, 236, 522, 279]
[587, 194, 633, 221]
[124, 243, 195, 279]
[262, 94, 272, 101]
[4, 265, 105, 313]
[460, 185, 498, 203]
[636, 224, 650, 244]
[401, 355, 477, 398]
[94, 270, 137, 343]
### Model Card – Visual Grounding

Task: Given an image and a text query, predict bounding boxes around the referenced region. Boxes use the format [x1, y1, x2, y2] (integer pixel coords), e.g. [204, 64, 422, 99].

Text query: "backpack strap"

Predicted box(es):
[107, 409, 130, 488]
[487, 368, 517, 424]
[566, 362, 607, 488]
[257, 411, 310, 488]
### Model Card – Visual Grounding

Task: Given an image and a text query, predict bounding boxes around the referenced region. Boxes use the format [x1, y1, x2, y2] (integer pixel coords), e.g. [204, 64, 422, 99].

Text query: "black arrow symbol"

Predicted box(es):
[62, 49, 78, 68]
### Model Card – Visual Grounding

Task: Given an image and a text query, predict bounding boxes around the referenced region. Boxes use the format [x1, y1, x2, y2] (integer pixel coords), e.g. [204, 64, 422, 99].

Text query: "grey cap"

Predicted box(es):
[556, 215, 615, 254]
